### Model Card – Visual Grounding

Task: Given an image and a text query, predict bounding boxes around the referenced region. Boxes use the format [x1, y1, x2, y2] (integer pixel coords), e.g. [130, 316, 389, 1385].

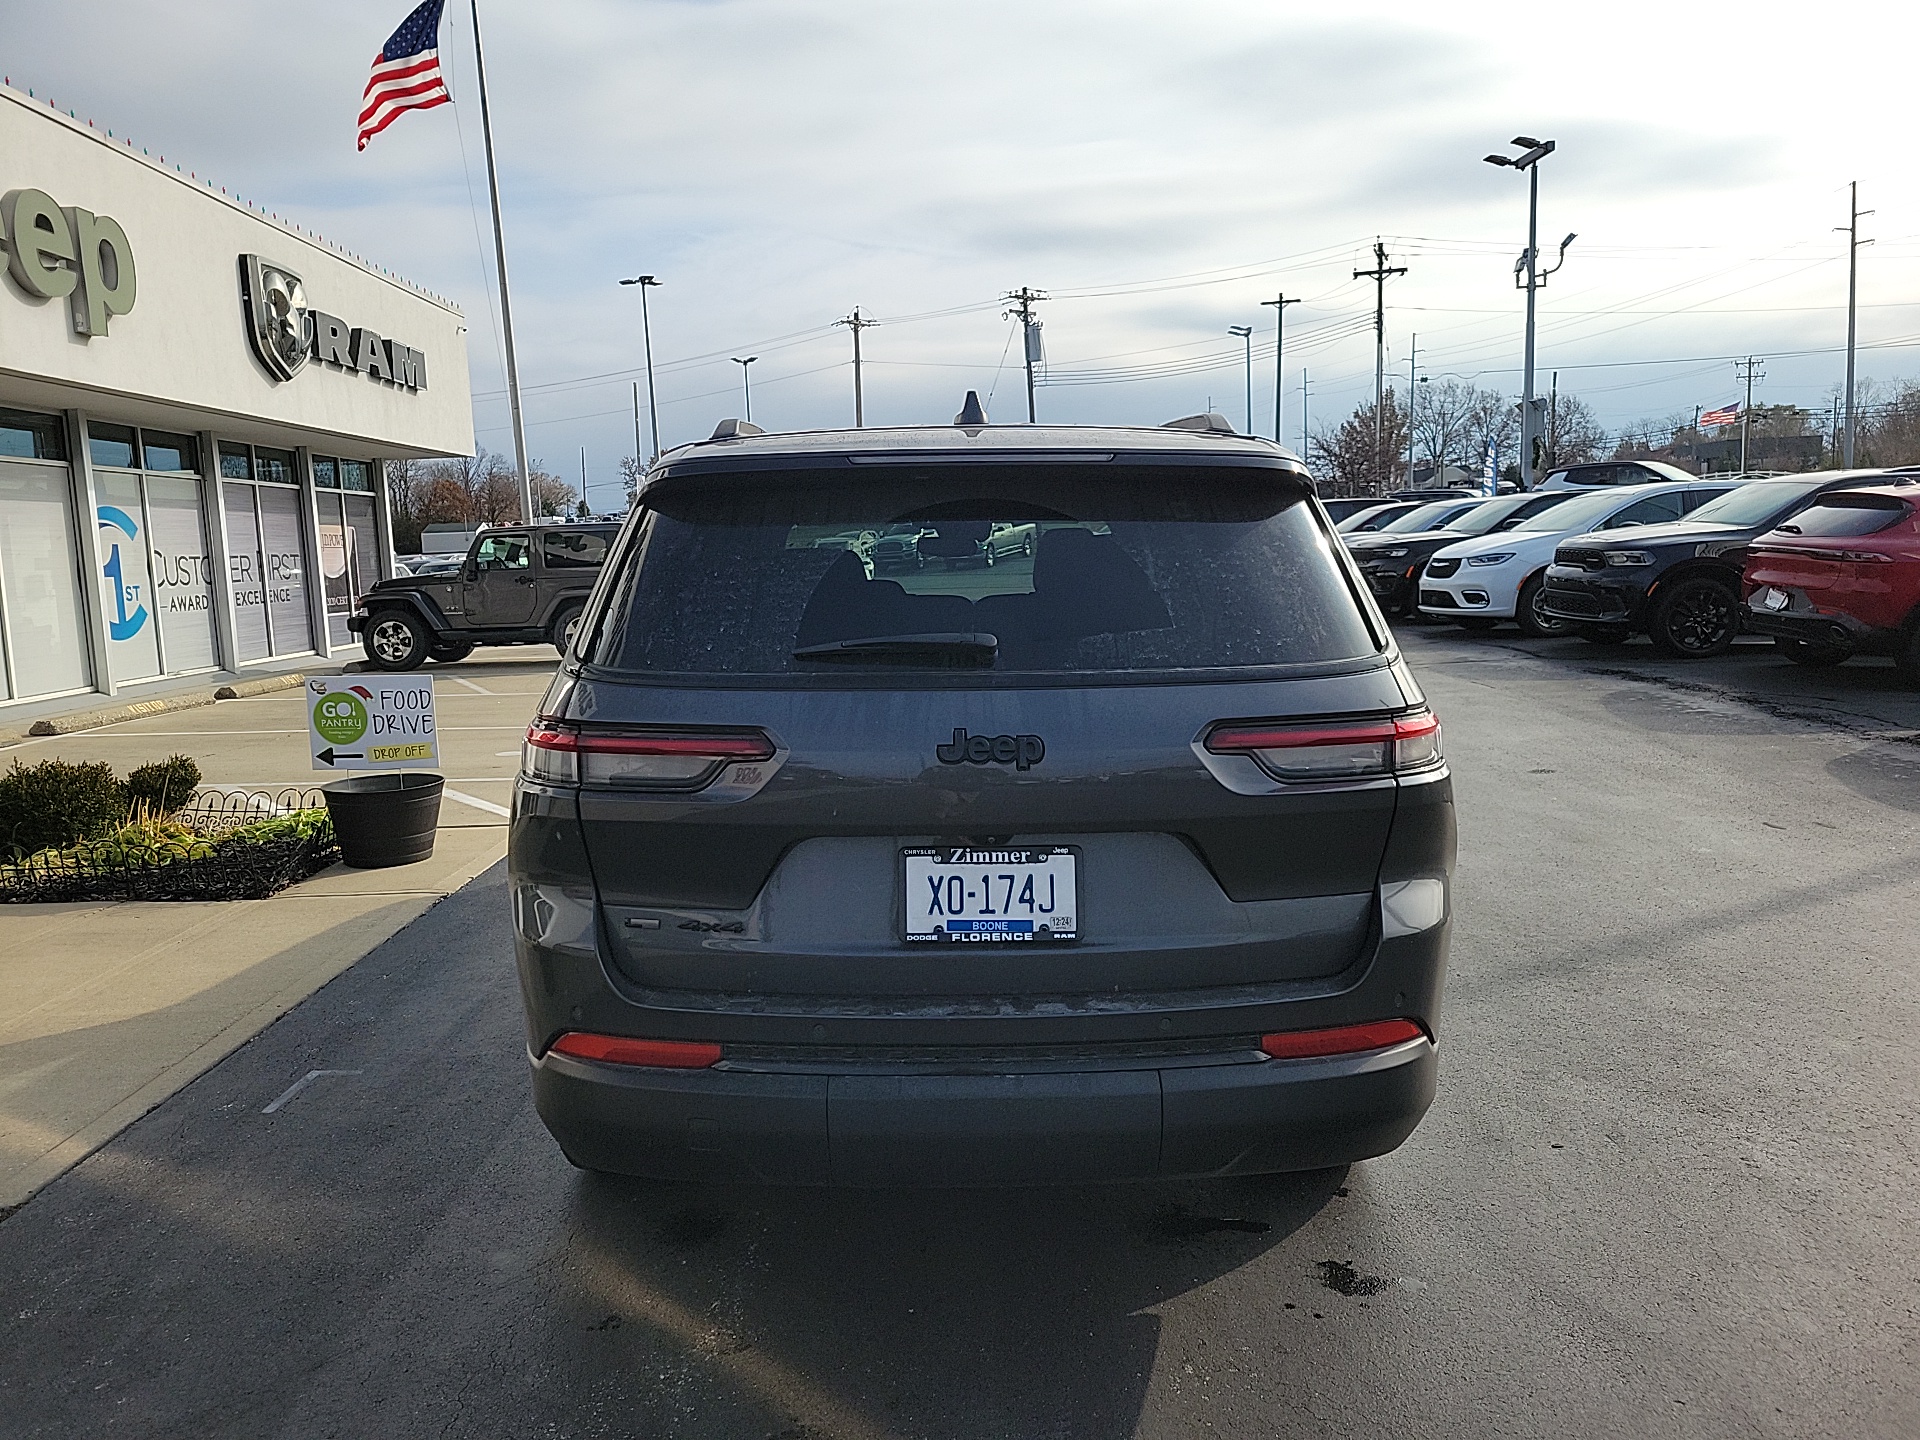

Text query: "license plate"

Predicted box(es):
[901, 846, 1078, 943]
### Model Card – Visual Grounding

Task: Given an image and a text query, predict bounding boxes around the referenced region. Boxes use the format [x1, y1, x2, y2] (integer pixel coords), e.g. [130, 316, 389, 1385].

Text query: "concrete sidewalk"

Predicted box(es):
[0, 820, 508, 1211]
[0, 649, 556, 1212]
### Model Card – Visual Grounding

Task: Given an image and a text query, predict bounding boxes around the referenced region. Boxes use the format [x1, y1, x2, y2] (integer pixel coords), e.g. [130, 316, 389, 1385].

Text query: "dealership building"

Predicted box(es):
[0, 82, 472, 711]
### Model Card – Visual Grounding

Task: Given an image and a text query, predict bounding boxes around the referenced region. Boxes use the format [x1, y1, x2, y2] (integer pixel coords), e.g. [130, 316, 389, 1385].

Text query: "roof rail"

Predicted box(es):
[709, 418, 766, 440]
[1161, 412, 1238, 435]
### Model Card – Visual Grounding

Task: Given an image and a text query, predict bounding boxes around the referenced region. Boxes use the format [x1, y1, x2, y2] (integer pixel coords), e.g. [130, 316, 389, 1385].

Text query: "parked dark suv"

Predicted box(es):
[1540, 473, 1876, 656]
[508, 415, 1456, 1186]
[350, 519, 619, 669]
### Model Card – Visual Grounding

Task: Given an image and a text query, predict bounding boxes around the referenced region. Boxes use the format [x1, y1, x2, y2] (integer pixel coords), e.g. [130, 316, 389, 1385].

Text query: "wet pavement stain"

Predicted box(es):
[1316, 1259, 1391, 1296]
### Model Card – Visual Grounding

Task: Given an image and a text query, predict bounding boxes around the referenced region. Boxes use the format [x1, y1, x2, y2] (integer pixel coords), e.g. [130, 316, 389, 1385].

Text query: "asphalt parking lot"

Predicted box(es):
[1, 627, 1916, 1439]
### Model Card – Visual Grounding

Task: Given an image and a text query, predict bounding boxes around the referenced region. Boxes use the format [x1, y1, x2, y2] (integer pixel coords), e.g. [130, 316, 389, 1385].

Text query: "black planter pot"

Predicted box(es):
[320, 773, 444, 868]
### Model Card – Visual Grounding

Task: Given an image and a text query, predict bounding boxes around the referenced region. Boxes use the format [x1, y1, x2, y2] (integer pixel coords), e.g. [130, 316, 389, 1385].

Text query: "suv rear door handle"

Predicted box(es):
[514, 576, 535, 585]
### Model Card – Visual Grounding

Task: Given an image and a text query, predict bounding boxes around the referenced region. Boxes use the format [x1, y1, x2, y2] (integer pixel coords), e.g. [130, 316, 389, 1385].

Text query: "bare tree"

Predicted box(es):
[383, 457, 429, 552]
[1309, 389, 1411, 496]
[618, 454, 646, 500]
[529, 460, 577, 517]
[1540, 393, 1605, 469]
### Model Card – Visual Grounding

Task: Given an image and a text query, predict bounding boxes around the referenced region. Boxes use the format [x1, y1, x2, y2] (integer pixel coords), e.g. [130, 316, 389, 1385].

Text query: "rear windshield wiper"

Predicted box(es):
[791, 632, 999, 666]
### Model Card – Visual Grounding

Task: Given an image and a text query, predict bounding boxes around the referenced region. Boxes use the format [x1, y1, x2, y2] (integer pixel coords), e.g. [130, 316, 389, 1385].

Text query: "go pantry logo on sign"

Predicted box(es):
[308, 677, 438, 770]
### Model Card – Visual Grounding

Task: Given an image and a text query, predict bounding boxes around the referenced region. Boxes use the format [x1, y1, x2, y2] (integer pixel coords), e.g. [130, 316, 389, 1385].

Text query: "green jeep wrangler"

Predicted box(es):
[349, 520, 619, 670]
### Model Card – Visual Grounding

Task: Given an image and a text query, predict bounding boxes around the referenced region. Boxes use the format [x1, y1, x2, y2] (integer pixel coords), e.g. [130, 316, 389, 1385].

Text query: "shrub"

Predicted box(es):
[0, 759, 125, 858]
[124, 754, 202, 815]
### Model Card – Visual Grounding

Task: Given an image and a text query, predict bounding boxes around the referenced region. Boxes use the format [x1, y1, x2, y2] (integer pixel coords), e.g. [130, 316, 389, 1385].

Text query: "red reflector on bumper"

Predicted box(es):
[1260, 1019, 1426, 1059]
[549, 1033, 723, 1068]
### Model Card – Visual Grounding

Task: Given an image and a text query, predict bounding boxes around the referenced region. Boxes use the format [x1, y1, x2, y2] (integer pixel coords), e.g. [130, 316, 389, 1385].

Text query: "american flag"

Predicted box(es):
[1700, 402, 1740, 428]
[358, 0, 450, 152]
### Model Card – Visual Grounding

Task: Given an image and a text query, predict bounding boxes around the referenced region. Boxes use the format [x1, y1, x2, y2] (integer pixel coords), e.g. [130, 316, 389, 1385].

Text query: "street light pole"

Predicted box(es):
[1228, 326, 1254, 435]
[1484, 138, 1573, 489]
[618, 274, 663, 459]
[1261, 294, 1299, 444]
[732, 356, 758, 422]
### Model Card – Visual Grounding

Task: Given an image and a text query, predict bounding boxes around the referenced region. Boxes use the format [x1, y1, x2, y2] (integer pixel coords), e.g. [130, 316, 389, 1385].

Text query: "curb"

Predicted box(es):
[25, 672, 308, 737]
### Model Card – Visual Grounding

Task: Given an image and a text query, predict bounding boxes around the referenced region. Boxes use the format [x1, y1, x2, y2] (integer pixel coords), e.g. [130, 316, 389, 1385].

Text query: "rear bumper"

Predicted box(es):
[1743, 601, 1892, 653]
[532, 1038, 1437, 1185]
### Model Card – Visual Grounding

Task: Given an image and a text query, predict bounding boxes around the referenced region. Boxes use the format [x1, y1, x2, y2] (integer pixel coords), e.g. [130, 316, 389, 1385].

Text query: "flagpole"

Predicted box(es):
[468, 0, 534, 523]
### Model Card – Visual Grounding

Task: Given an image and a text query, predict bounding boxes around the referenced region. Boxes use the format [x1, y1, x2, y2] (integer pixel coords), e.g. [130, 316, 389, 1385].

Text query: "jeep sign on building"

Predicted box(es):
[0, 82, 473, 709]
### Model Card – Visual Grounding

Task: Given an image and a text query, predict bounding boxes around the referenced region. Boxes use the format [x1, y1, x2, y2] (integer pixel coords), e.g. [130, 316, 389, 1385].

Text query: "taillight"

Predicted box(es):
[1260, 1019, 1427, 1059]
[1205, 711, 1442, 781]
[549, 1033, 723, 1068]
[522, 723, 775, 789]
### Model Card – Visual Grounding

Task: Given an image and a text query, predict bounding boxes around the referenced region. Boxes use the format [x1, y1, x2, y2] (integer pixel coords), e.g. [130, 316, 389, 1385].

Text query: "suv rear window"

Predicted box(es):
[1773, 495, 1911, 537]
[588, 465, 1379, 680]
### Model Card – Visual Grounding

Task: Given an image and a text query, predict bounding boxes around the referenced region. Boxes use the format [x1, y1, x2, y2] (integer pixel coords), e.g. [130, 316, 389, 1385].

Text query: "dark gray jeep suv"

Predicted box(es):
[509, 415, 1454, 1186]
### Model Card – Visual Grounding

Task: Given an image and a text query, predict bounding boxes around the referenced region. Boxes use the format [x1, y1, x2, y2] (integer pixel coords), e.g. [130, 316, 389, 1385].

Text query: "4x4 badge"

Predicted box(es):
[937, 728, 1045, 771]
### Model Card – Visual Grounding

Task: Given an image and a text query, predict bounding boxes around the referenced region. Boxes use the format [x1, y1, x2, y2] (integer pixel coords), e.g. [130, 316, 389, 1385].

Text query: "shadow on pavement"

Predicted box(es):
[557, 1165, 1346, 1439]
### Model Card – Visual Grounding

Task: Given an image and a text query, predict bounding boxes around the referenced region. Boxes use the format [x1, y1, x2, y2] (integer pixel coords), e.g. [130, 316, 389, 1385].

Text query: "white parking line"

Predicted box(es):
[449, 677, 495, 695]
[262, 1069, 362, 1115]
[443, 788, 511, 817]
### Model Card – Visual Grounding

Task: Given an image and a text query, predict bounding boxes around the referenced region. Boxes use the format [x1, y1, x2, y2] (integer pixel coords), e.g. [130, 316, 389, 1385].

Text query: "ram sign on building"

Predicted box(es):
[0, 83, 473, 709]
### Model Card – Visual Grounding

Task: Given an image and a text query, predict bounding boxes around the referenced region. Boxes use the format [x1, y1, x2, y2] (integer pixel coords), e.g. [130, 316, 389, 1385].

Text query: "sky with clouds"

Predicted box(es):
[8, 0, 1917, 502]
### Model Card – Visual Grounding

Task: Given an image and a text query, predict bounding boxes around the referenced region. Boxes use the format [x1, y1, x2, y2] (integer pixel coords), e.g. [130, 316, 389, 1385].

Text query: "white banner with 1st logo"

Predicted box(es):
[309, 676, 438, 771]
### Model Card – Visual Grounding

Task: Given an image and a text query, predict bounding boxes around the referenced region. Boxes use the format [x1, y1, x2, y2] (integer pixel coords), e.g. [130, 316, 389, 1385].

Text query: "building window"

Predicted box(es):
[340, 459, 373, 492]
[313, 457, 339, 488]
[253, 446, 296, 485]
[141, 431, 199, 473]
[0, 408, 68, 462]
[89, 423, 140, 470]
[219, 443, 253, 481]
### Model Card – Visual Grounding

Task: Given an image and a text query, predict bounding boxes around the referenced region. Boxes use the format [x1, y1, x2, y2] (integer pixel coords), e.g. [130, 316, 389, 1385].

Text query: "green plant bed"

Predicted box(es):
[0, 808, 339, 904]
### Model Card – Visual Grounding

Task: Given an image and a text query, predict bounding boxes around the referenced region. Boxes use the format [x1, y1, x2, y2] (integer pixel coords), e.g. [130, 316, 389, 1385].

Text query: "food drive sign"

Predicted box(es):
[308, 677, 437, 771]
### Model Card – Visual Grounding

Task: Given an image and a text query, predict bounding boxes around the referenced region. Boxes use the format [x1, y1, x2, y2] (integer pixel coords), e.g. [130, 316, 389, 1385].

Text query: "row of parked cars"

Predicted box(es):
[1326, 463, 1920, 676]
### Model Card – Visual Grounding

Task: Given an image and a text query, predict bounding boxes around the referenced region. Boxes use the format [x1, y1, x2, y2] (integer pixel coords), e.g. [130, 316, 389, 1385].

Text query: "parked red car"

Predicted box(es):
[1742, 480, 1920, 677]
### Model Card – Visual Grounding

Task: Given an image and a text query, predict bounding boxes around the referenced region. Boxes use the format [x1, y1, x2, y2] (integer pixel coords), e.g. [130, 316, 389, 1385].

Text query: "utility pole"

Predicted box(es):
[1839, 182, 1872, 467]
[1406, 334, 1419, 485]
[1354, 240, 1407, 491]
[834, 308, 876, 426]
[1546, 371, 1558, 471]
[1736, 357, 1764, 474]
[1004, 288, 1048, 422]
[578, 446, 585, 511]
[1228, 326, 1254, 435]
[1300, 367, 1311, 461]
[1484, 138, 1573, 489]
[1261, 294, 1299, 444]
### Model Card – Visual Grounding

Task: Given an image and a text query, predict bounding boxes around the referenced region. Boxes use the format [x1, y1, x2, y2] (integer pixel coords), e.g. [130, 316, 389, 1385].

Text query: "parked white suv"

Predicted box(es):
[1417, 480, 1744, 635]
[1536, 460, 1697, 490]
